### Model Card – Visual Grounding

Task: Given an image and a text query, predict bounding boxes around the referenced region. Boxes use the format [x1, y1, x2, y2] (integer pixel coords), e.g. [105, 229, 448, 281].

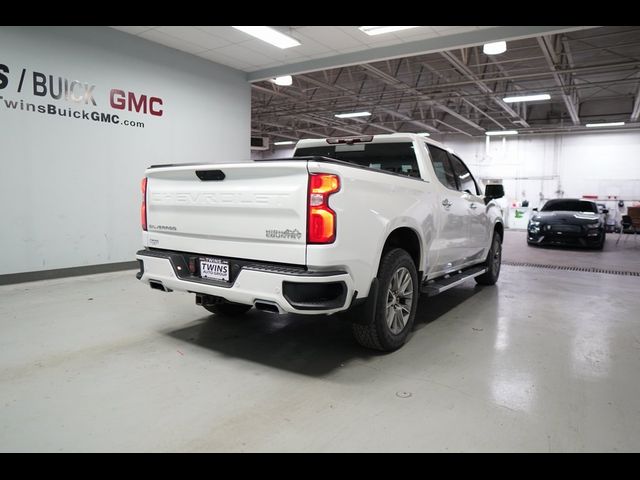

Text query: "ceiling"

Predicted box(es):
[110, 26, 497, 72]
[249, 26, 640, 141]
[110, 26, 640, 142]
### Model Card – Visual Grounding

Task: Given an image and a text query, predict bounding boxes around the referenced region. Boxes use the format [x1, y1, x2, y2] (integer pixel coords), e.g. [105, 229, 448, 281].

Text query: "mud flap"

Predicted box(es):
[338, 278, 378, 325]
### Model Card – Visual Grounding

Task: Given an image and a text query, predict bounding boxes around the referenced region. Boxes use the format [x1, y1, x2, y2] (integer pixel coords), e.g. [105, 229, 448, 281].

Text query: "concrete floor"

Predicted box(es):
[1, 232, 640, 452]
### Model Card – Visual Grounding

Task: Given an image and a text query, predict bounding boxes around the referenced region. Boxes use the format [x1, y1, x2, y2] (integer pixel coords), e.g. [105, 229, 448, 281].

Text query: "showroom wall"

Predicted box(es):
[445, 130, 640, 210]
[0, 27, 250, 276]
[251, 147, 294, 160]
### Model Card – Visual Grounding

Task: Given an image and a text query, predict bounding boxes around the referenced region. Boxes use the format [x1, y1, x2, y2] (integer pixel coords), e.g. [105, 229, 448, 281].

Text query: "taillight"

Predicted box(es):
[141, 177, 147, 231]
[307, 173, 340, 244]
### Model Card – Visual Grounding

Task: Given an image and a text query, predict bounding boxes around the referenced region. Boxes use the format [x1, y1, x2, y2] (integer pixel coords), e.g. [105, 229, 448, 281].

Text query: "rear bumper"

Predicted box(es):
[135, 249, 354, 315]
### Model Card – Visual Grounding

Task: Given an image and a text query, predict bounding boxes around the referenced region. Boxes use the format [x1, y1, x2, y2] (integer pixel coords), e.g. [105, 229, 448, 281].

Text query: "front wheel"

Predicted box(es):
[593, 233, 606, 250]
[203, 302, 252, 317]
[476, 233, 502, 286]
[352, 248, 419, 352]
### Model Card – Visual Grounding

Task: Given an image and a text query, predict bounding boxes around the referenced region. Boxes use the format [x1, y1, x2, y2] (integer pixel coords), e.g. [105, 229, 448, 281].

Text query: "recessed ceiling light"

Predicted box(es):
[585, 122, 625, 128]
[483, 41, 507, 55]
[485, 130, 518, 136]
[359, 26, 420, 36]
[272, 75, 293, 86]
[274, 140, 295, 146]
[335, 111, 371, 118]
[503, 94, 551, 103]
[232, 26, 300, 49]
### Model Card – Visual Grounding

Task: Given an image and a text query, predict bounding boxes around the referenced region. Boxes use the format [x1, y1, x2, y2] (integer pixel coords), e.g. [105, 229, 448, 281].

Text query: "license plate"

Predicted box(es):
[199, 258, 229, 281]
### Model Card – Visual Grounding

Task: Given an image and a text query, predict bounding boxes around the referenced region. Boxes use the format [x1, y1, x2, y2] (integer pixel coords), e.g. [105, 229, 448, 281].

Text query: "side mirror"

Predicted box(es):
[603, 209, 609, 214]
[532, 208, 539, 212]
[484, 184, 504, 204]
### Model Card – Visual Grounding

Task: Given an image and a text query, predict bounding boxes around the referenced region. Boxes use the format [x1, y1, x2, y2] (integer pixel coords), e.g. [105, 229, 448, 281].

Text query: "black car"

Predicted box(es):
[527, 199, 606, 249]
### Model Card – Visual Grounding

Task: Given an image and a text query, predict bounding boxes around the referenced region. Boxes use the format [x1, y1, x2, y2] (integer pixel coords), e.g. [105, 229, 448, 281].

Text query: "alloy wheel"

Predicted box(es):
[386, 267, 414, 335]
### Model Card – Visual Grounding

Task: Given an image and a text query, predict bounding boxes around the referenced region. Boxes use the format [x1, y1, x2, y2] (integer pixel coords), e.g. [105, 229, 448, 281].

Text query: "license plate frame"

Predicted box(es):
[199, 257, 230, 282]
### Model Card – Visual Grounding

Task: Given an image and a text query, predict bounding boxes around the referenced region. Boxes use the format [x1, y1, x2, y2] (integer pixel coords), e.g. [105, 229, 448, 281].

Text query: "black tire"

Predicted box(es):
[593, 233, 606, 250]
[476, 232, 502, 286]
[203, 302, 252, 317]
[352, 248, 419, 352]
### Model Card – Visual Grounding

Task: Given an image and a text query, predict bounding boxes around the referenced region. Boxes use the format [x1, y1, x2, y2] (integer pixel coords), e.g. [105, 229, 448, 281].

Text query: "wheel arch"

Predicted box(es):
[379, 227, 422, 276]
[494, 221, 504, 242]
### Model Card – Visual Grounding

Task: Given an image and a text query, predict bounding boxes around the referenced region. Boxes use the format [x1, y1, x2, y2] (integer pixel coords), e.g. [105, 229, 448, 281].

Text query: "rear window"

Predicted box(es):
[294, 142, 421, 178]
[541, 200, 598, 213]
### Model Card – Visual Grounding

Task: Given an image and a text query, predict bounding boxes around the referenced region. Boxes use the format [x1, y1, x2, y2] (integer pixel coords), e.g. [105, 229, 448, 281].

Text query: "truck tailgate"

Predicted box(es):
[145, 161, 308, 265]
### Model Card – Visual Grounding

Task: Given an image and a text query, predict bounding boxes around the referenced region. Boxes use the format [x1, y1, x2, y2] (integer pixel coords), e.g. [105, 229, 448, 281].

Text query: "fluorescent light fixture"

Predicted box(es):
[483, 41, 507, 55]
[274, 140, 295, 146]
[232, 26, 300, 49]
[585, 122, 625, 128]
[485, 130, 518, 136]
[273, 75, 293, 86]
[335, 111, 371, 118]
[416, 132, 431, 137]
[359, 26, 420, 36]
[503, 94, 551, 103]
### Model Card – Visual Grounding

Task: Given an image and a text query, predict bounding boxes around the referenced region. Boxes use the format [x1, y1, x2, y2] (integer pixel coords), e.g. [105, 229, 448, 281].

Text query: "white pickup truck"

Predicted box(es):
[136, 133, 504, 351]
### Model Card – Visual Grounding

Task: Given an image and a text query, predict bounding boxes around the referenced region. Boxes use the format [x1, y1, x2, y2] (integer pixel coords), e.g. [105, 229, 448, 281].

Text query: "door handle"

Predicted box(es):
[442, 199, 452, 208]
[470, 203, 478, 210]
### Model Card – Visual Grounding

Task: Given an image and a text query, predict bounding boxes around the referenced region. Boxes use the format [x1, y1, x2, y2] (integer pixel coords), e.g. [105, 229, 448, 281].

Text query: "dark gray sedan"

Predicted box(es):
[527, 199, 606, 250]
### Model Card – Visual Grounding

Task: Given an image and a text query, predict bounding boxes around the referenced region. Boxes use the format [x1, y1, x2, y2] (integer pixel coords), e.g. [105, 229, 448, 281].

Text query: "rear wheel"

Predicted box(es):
[203, 302, 252, 317]
[352, 248, 419, 352]
[476, 232, 502, 286]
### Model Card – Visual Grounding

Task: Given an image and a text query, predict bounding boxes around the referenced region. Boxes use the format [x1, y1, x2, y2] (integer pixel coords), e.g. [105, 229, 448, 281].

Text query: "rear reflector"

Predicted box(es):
[141, 177, 147, 231]
[307, 173, 340, 244]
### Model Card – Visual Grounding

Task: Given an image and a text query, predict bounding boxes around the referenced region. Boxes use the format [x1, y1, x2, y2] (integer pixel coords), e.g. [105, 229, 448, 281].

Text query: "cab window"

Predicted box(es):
[294, 142, 421, 178]
[448, 153, 480, 195]
[427, 144, 457, 190]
